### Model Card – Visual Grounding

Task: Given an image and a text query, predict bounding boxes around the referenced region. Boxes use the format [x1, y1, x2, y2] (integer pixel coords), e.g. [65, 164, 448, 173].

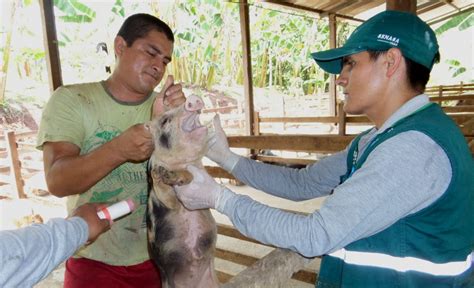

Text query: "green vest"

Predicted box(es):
[317, 104, 474, 288]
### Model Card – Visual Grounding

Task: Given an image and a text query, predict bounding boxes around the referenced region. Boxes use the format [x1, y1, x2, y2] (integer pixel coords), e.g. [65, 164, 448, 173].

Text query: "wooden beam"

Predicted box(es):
[5, 131, 26, 198]
[217, 223, 263, 245]
[206, 166, 236, 180]
[386, 0, 417, 14]
[216, 271, 233, 284]
[215, 248, 258, 267]
[262, 0, 365, 22]
[340, 0, 386, 16]
[39, 0, 63, 92]
[443, 106, 474, 113]
[427, 6, 474, 25]
[328, 13, 337, 117]
[259, 116, 338, 123]
[417, 1, 445, 15]
[239, 0, 255, 136]
[254, 155, 316, 166]
[338, 101, 346, 135]
[227, 135, 354, 153]
[429, 95, 474, 102]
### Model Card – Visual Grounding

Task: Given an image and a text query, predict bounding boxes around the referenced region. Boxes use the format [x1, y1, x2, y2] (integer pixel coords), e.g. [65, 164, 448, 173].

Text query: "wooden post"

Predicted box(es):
[328, 13, 337, 117]
[239, 0, 255, 137]
[337, 102, 346, 136]
[253, 111, 260, 136]
[39, 0, 63, 92]
[386, 0, 417, 14]
[5, 131, 26, 199]
[438, 85, 443, 105]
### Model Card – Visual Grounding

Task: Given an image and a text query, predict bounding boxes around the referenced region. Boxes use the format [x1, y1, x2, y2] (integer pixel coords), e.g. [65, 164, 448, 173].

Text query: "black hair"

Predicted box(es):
[367, 50, 440, 93]
[117, 13, 174, 47]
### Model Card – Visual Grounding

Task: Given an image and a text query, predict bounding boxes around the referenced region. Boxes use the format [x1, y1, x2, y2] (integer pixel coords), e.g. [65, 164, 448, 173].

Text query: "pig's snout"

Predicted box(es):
[185, 95, 204, 112]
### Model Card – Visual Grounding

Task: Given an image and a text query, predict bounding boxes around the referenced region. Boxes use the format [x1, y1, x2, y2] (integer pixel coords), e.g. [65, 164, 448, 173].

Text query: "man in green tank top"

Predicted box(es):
[37, 14, 185, 287]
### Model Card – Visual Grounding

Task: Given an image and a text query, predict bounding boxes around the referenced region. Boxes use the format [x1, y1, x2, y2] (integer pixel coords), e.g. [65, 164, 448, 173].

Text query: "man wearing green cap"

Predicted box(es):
[175, 10, 474, 287]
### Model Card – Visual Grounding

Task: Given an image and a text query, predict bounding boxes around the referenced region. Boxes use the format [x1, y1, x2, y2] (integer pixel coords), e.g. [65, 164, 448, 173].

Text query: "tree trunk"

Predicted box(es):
[0, 0, 18, 104]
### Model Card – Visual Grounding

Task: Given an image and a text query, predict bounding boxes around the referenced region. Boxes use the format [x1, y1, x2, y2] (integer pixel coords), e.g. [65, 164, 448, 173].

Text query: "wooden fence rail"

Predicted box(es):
[215, 223, 318, 285]
[254, 93, 474, 136]
[0, 130, 41, 199]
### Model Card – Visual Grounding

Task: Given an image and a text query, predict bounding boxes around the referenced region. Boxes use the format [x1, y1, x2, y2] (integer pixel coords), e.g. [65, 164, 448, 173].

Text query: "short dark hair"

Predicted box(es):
[117, 13, 174, 47]
[367, 50, 440, 93]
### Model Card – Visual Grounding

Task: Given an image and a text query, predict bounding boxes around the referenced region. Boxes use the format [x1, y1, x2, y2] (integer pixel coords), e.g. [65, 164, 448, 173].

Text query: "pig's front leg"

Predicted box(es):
[150, 166, 193, 210]
[154, 166, 193, 186]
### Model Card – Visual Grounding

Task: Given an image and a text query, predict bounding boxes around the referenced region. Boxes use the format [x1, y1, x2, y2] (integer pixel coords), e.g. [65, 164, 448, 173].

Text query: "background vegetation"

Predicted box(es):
[0, 0, 355, 108]
[1, 0, 472, 130]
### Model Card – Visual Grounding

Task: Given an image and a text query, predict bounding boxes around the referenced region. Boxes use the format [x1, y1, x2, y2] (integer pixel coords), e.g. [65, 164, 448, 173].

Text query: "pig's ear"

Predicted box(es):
[153, 75, 175, 118]
[152, 96, 166, 119]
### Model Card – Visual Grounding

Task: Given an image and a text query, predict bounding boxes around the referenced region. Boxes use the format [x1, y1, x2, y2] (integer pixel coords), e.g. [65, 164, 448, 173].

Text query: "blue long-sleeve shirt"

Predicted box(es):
[0, 217, 88, 287]
[217, 95, 452, 258]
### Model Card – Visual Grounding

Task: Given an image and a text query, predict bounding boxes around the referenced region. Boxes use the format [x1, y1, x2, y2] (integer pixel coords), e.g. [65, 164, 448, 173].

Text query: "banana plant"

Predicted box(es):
[53, 0, 96, 23]
[435, 10, 473, 80]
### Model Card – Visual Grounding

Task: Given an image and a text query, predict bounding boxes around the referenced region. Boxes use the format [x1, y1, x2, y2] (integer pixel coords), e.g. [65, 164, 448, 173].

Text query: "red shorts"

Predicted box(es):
[64, 257, 161, 288]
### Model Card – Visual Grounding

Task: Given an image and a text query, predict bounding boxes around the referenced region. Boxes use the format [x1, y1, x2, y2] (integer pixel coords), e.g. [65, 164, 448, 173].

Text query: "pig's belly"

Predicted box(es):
[147, 199, 218, 288]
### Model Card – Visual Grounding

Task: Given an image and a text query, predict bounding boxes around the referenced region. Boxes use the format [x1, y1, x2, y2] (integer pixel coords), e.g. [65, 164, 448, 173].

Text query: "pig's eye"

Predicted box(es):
[159, 133, 171, 149]
[160, 117, 171, 128]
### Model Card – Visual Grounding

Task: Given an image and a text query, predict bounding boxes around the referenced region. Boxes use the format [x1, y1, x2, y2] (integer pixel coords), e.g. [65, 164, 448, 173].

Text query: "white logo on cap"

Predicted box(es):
[377, 34, 399, 46]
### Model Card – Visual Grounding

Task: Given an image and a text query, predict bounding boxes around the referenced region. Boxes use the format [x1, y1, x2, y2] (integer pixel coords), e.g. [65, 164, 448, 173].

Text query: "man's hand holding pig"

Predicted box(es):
[206, 114, 241, 172]
[112, 124, 155, 163]
[113, 75, 186, 163]
[174, 165, 236, 211]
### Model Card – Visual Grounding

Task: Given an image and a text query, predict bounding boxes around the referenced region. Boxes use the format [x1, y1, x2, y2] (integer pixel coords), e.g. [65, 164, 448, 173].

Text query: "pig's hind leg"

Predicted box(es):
[147, 197, 188, 288]
[147, 202, 218, 288]
[172, 229, 219, 288]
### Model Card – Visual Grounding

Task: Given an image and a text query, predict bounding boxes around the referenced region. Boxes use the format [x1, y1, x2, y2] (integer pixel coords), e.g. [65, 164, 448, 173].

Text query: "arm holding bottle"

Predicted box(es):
[0, 203, 110, 287]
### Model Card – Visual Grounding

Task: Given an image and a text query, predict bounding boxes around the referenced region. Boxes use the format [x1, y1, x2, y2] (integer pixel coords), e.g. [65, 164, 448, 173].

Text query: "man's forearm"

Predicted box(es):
[0, 217, 88, 287]
[46, 140, 127, 197]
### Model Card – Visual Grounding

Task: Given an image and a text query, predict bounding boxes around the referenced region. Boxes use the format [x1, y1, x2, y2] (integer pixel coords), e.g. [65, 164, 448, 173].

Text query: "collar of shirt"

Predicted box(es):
[356, 94, 429, 156]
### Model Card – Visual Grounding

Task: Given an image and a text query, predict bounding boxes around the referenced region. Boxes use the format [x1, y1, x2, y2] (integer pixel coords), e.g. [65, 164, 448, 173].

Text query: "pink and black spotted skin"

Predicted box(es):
[146, 95, 219, 288]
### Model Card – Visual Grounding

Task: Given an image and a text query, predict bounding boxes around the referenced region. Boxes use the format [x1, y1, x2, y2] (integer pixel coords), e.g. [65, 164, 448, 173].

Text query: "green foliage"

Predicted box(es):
[435, 11, 473, 79]
[53, 0, 96, 23]
[459, 13, 474, 31]
[446, 59, 467, 78]
[246, 5, 348, 95]
[112, 0, 125, 17]
[158, 1, 354, 94]
[435, 10, 473, 34]
[4, 0, 351, 103]
[166, 0, 234, 88]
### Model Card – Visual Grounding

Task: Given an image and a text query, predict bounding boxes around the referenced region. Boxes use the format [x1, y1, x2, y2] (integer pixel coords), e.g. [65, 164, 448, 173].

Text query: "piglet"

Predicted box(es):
[146, 94, 219, 288]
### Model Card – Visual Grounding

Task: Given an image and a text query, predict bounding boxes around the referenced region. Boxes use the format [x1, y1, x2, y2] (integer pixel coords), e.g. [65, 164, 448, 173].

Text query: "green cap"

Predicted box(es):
[311, 10, 439, 74]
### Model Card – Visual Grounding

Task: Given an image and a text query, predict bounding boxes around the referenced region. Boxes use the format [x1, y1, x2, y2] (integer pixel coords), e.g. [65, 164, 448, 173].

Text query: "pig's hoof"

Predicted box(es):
[154, 166, 192, 186]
